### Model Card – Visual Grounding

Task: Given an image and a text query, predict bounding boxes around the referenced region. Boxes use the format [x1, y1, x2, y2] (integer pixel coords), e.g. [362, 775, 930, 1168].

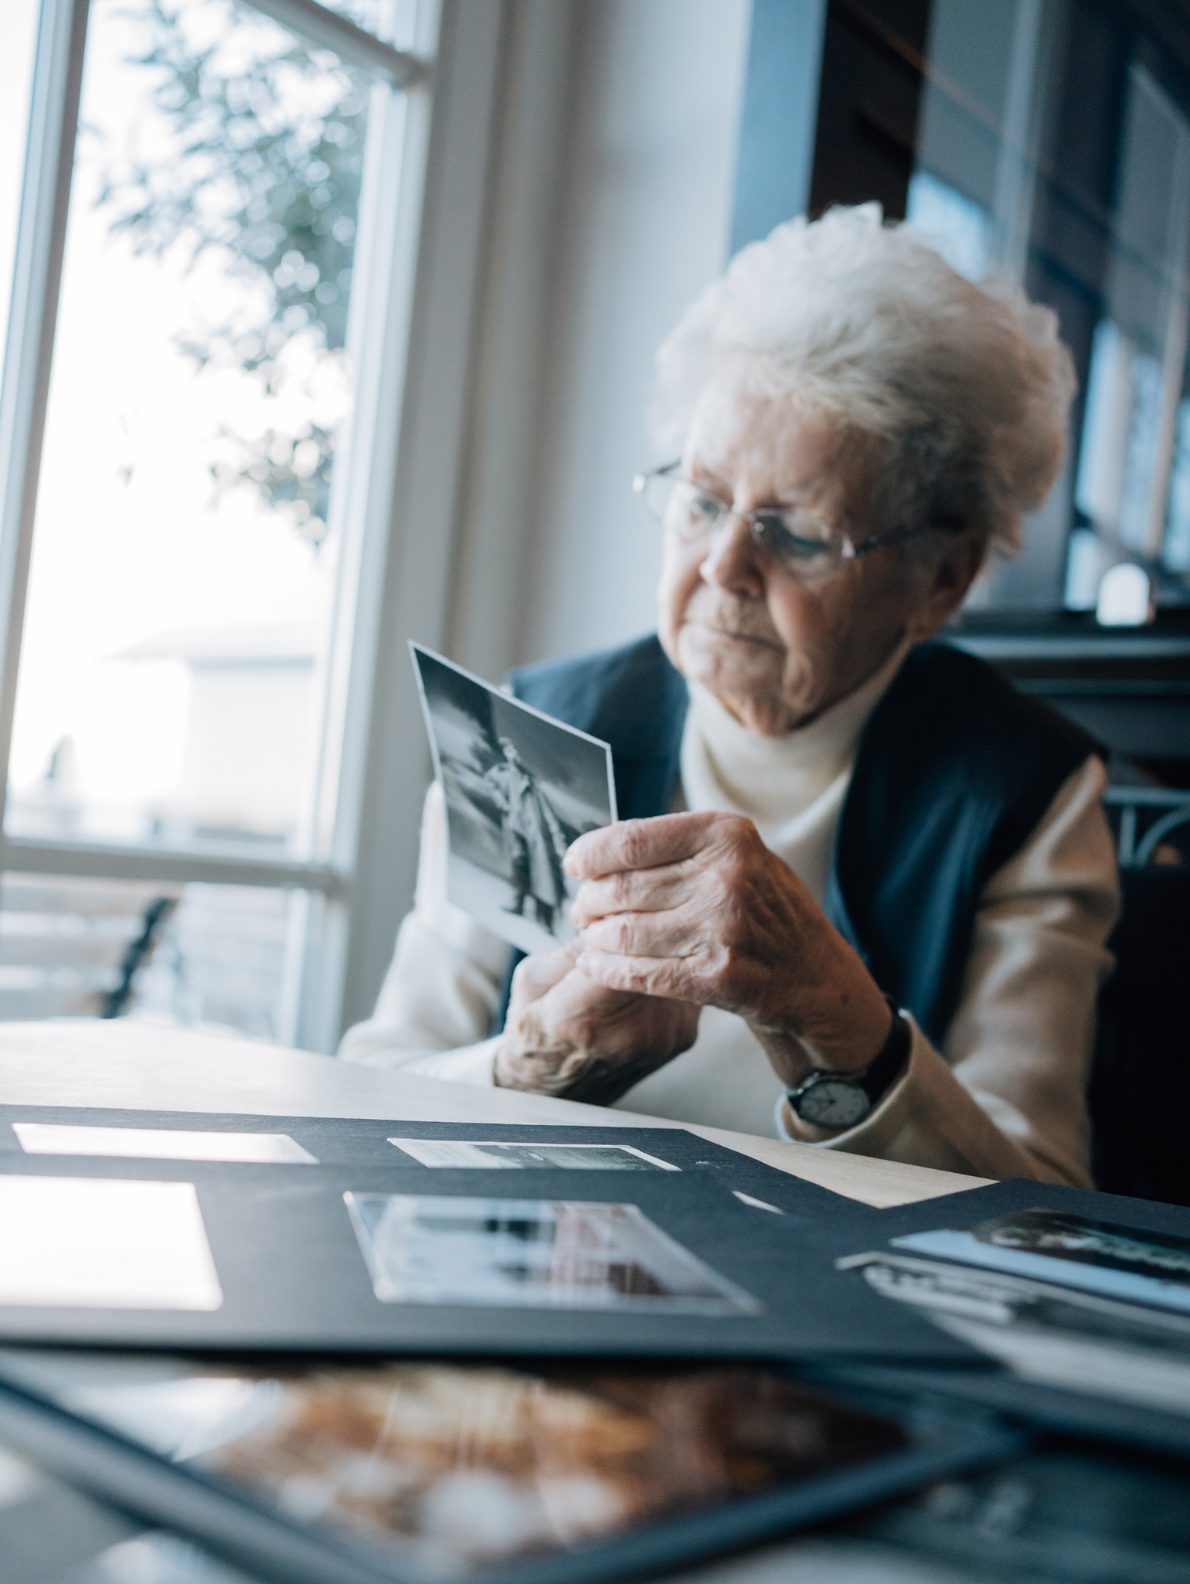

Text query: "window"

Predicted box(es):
[897, 0, 1190, 611]
[738, 0, 1190, 614]
[0, 0, 439, 1045]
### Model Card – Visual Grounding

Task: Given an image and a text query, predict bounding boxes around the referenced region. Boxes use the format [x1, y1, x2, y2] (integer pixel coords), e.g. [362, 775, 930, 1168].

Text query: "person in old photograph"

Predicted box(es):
[485, 736, 569, 932]
[343, 205, 1119, 1185]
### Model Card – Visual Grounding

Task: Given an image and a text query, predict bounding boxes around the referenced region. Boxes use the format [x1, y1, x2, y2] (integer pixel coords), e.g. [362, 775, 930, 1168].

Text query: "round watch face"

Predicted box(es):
[792, 1077, 871, 1129]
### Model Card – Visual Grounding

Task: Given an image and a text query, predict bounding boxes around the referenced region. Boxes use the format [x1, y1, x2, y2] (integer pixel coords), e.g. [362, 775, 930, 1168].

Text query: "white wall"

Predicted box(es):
[521, 0, 750, 662]
[450, 0, 751, 678]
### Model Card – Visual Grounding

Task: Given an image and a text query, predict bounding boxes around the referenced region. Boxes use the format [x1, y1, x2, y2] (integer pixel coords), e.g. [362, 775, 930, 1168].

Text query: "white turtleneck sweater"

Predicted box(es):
[340, 653, 1119, 1186]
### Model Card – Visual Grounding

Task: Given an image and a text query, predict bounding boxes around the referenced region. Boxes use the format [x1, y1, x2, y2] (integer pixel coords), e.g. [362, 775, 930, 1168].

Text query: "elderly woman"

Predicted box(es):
[341, 207, 1119, 1187]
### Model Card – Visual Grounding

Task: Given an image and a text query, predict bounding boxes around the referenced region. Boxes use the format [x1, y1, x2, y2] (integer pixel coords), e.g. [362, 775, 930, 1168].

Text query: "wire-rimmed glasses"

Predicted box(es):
[633, 461, 958, 581]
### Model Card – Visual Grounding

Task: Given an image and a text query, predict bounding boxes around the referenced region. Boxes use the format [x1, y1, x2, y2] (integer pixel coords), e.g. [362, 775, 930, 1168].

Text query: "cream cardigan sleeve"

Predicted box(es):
[336, 781, 506, 1083]
[777, 755, 1120, 1186]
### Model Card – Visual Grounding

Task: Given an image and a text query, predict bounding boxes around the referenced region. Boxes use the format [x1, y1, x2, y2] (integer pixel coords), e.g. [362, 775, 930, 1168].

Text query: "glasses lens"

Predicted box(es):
[642, 475, 726, 541]
[757, 509, 843, 577]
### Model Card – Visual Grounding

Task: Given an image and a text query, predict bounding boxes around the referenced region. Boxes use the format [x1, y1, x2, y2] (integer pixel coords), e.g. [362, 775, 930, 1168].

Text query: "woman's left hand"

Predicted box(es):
[566, 811, 892, 1087]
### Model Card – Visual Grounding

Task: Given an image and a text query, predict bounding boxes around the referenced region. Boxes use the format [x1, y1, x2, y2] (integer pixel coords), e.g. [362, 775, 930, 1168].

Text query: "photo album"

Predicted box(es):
[0, 1103, 972, 1364]
[0, 1101, 1016, 1584]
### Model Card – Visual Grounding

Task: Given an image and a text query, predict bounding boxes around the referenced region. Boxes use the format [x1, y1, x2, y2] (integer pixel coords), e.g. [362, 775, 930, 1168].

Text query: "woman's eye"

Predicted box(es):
[672, 485, 723, 533]
[763, 510, 834, 556]
[689, 491, 723, 522]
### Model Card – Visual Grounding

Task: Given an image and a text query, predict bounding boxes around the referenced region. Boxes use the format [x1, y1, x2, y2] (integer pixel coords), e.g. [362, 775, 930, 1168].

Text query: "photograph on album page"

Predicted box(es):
[0, 1349, 1017, 1584]
[387, 1139, 680, 1171]
[838, 1249, 1190, 1416]
[411, 643, 617, 955]
[891, 1206, 1190, 1316]
[344, 1193, 759, 1315]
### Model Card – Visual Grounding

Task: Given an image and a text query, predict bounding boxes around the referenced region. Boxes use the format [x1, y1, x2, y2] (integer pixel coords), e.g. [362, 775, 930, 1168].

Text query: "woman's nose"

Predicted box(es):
[698, 511, 766, 598]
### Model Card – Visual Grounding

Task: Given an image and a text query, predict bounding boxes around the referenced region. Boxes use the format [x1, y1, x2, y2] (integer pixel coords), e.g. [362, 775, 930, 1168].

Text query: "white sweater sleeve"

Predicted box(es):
[780, 755, 1121, 1185]
[337, 782, 506, 1084]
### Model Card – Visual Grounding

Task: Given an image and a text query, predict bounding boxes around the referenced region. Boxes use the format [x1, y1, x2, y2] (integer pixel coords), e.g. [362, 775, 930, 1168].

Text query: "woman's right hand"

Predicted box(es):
[493, 942, 699, 1103]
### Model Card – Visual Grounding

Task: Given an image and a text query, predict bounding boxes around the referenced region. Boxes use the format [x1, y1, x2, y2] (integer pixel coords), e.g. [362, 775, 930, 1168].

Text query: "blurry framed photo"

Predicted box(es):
[0, 1352, 1018, 1584]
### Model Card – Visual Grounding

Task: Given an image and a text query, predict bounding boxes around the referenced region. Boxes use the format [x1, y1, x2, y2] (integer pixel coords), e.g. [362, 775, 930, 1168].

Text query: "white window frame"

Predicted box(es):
[0, 0, 505, 1050]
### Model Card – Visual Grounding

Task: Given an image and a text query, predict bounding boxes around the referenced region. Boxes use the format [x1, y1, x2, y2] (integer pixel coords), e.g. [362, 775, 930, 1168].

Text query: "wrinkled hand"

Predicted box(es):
[493, 941, 700, 1104]
[566, 812, 891, 1086]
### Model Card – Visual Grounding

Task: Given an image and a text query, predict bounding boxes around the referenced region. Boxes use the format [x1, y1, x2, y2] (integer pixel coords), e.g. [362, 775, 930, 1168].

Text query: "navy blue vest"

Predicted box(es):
[493, 635, 1096, 1048]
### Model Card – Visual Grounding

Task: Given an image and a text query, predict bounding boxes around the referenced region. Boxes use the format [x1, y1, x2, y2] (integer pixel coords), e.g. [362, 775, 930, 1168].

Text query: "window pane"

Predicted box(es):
[135, 882, 305, 1040]
[799, 0, 1190, 611]
[7, 0, 388, 851]
[0, 0, 40, 346]
[0, 872, 307, 1039]
[0, 872, 181, 1021]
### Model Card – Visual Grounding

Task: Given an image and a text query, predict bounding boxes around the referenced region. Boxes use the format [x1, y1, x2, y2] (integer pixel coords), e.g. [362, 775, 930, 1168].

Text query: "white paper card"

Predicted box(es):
[14, 1123, 315, 1165]
[0, 1176, 223, 1311]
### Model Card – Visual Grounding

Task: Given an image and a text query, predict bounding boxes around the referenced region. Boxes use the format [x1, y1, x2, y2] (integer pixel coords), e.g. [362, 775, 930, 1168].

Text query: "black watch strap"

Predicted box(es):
[857, 997, 913, 1105]
[786, 997, 913, 1127]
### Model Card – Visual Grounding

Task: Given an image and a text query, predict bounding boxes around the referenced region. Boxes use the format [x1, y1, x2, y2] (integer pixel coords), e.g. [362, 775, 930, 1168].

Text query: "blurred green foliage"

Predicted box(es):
[94, 0, 370, 543]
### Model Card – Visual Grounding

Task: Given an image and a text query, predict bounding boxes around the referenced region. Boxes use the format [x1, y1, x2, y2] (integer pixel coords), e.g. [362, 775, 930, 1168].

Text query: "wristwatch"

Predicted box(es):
[785, 999, 912, 1130]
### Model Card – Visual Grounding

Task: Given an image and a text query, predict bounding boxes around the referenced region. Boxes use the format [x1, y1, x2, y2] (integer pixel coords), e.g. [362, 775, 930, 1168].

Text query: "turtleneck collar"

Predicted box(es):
[682, 640, 909, 827]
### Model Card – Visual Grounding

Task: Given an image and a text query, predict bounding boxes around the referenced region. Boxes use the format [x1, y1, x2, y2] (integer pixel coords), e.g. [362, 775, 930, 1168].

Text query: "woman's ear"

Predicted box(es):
[907, 532, 988, 643]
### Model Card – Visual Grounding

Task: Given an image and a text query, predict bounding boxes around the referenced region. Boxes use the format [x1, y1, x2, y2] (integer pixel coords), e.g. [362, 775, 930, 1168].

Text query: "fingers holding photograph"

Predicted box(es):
[411, 645, 617, 954]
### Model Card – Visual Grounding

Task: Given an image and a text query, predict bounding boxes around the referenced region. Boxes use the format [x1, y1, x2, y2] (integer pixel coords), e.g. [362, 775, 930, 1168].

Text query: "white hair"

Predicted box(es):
[650, 204, 1076, 558]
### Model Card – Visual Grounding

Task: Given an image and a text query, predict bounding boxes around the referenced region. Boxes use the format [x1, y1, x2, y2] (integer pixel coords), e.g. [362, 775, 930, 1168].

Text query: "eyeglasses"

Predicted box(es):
[632, 461, 960, 581]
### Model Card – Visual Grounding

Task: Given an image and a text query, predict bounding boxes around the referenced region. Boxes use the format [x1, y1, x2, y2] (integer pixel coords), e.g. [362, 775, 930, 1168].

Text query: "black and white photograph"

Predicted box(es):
[411, 644, 617, 955]
[841, 1250, 1190, 1414]
[343, 1193, 760, 1315]
[893, 1208, 1190, 1317]
[387, 1139, 679, 1171]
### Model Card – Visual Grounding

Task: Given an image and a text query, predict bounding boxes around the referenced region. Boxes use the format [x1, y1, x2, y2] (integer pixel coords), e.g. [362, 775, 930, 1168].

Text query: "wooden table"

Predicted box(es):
[0, 1019, 989, 1209]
